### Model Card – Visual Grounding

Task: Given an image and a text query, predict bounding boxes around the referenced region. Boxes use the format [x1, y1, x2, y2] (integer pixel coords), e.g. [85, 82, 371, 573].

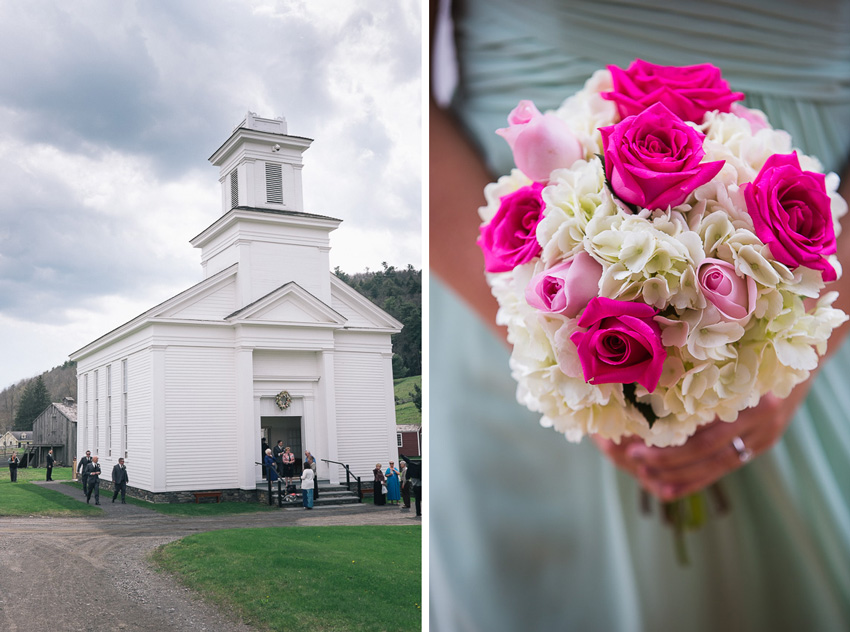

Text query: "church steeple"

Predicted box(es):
[208, 112, 313, 214]
[193, 114, 340, 307]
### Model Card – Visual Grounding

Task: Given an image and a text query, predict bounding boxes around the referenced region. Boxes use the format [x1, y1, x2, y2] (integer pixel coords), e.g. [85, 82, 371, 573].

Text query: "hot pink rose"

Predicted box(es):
[602, 59, 744, 123]
[744, 152, 837, 281]
[496, 100, 583, 182]
[478, 183, 545, 273]
[600, 102, 724, 210]
[570, 297, 666, 392]
[697, 258, 757, 321]
[525, 251, 603, 318]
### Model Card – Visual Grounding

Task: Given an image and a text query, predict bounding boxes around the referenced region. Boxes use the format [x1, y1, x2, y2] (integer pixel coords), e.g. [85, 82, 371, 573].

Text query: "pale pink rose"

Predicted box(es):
[477, 183, 545, 273]
[570, 297, 666, 392]
[602, 59, 744, 123]
[744, 152, 837, 281]
[730, 103, 770, 133]
[600, 102, 724, 210]
[697, 258, 757, 321]
[525, 251, 603, 318]
[496, 100, 583, 182]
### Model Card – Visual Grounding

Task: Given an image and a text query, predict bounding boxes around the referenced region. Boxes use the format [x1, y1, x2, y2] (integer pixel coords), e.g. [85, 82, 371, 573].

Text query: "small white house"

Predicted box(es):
[71, 113, 403, 501]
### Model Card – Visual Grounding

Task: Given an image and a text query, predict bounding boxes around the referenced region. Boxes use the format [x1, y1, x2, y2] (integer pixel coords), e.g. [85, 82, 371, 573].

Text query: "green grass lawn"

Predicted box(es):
[151, 526, 421, 632]
[394, 375, 421, 425]
[0, 467, 101, 516]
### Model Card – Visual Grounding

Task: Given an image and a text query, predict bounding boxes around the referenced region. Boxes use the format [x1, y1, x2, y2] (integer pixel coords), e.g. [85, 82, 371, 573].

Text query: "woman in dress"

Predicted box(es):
[385, 461, 401, 505]
[7, 451, 18, 482]
[430, 1, 850, 630]
[373, 463, 387, 506]
[281, 446, 295, 489]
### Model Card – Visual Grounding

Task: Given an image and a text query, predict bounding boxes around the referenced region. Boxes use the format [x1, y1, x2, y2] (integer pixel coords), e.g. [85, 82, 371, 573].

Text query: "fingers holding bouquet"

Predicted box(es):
[597, 379, 810, 502]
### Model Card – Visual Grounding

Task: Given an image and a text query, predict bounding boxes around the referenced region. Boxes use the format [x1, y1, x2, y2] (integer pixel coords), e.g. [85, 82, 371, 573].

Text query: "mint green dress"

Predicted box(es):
[431, 2, 850, 630]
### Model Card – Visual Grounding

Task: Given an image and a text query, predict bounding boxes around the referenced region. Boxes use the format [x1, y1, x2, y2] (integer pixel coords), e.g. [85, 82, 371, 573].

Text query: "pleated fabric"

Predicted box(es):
[431, 1, 850, 630]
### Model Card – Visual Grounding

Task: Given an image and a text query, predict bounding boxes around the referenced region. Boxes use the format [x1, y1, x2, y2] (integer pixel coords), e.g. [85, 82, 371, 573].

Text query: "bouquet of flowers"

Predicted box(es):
[478, 60, 847, 449]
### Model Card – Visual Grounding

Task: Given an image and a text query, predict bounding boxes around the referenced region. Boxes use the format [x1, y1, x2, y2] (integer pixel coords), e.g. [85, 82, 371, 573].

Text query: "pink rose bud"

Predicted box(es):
[602, 59, 744, 123]
[525, 251, 603, 318]
[497, 100, 583, 183]
[478, 183, 545, 273]
[744, 152, 837, 282]
[600, 102, 724, 211]
[697, 258, 757, 321]
[569, 297, 666, 392]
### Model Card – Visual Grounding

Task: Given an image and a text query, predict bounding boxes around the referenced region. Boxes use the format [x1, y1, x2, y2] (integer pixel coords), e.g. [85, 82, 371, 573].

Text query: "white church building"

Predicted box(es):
[70, 113, 403, 501]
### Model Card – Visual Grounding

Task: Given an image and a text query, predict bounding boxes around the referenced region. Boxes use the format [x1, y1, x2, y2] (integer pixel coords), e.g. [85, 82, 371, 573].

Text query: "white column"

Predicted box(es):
[235, 346, 256, 490]
[319, 349, 339, 484]
[151, 345, 167, 492]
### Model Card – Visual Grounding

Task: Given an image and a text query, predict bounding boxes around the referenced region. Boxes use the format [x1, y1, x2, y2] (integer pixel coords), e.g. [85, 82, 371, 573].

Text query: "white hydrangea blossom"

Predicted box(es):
[479, 69, 848, 447]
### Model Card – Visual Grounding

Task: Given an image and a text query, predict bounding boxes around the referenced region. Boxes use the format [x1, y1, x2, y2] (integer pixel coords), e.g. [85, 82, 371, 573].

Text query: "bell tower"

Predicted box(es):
[192, 114, 341, 307]
[209, 112, 312, 214]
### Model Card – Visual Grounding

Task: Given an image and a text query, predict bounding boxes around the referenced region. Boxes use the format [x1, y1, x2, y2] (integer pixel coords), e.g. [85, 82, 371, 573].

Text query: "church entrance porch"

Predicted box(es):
[260, 415, 302, 479]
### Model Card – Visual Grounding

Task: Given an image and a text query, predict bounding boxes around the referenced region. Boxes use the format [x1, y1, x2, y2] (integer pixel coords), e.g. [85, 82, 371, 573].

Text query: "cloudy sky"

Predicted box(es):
[0, 0, 422, 388]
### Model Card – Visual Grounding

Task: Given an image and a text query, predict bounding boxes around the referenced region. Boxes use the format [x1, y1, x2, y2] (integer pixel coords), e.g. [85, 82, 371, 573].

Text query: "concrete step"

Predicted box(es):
[256, 480, 363, 507]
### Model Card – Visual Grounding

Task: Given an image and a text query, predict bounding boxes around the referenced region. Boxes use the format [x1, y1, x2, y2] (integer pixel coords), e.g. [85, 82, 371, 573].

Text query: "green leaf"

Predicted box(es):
[622, 382, 658, 428]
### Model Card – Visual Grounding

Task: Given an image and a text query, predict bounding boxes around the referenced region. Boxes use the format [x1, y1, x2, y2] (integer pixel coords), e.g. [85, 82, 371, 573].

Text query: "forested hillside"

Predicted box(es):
[334, 263, 421, 379]
[0, 361, 77, 432]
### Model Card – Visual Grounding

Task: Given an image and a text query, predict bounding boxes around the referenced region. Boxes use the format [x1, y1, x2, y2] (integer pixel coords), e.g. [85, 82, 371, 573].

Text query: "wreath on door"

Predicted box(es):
[275, 391, 293, 410]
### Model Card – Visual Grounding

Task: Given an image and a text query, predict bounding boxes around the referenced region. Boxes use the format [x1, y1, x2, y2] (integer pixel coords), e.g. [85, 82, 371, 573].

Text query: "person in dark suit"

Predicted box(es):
[260, 438, 270, 479]
[78, 450, 93, 495]
[272, 440, 285, 478]
[46, 449, 55, 481]
[8, 451, 19, 482]
[111, 457, 129, 503]
[85, 455, 102, 505]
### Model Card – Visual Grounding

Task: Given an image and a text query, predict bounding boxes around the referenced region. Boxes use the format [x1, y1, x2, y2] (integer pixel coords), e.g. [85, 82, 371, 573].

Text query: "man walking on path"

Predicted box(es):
[78, 450, 93, 495]
[85, 455, 102, 505]
[46, 449, 55, 481]
[112, 457, 129, 503]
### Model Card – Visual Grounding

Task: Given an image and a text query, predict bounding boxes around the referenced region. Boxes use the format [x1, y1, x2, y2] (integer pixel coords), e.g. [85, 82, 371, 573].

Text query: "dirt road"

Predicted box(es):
[0, 482, 420, 631]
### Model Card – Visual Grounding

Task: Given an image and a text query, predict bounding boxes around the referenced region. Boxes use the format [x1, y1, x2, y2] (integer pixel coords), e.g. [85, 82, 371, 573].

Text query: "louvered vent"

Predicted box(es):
[230, 169, 239, 208]
[265, 162, 283, 204]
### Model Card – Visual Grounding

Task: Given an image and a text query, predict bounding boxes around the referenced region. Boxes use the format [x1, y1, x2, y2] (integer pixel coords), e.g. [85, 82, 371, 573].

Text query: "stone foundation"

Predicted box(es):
[98, 480, 258, 504]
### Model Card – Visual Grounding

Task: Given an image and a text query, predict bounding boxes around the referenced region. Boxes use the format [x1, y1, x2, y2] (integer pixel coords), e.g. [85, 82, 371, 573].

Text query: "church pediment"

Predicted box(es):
[330, 275, 403, 332]
[226, 282, 346, 327]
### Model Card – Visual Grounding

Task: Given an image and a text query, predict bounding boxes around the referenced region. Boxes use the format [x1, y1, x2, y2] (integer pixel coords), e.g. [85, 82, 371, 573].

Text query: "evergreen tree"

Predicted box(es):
[13, 375, 51, 431]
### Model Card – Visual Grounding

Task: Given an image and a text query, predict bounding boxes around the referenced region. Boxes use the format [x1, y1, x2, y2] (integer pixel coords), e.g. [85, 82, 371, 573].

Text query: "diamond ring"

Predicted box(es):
[732, 436, 753, 463]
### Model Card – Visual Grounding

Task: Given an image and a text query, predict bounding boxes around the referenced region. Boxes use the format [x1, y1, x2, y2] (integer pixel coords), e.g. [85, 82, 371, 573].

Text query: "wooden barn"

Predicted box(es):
[29, 398, 77, 467]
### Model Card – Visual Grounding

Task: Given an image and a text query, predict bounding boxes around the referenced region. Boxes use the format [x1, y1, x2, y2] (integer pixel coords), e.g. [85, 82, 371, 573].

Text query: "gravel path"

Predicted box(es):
[0, 481, 420, 631]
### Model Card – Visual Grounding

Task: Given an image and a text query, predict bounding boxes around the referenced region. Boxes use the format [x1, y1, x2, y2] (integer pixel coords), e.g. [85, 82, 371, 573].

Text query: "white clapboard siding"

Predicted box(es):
[168, 278, 237, 320]
[334, 350, 392, 478]
[330, 294, 375, 329]
[251, 240, 328, 303]
[164, 347, 238, 489]
[126, 351, 154, 488]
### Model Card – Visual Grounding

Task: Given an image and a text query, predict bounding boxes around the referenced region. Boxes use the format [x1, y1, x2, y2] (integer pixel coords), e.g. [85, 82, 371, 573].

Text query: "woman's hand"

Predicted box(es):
[593, 374, 814, 502]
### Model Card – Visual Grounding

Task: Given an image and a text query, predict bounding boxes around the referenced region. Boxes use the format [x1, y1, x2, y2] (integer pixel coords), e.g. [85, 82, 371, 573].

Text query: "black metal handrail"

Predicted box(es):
[321, 458, 362, 502]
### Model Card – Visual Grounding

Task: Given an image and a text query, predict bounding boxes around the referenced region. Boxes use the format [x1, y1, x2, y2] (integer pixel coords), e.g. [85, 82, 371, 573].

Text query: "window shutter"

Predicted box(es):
[265, 162, 283, 204]
[230, 169, 239, 208]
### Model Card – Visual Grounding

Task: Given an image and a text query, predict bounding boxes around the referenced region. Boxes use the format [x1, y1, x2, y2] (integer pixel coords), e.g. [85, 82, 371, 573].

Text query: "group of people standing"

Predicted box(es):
[6, 449, 56, 482]
[373, 458, 421, 516]
[76, 450, 129, 505]
[261, 442, 318, 509]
